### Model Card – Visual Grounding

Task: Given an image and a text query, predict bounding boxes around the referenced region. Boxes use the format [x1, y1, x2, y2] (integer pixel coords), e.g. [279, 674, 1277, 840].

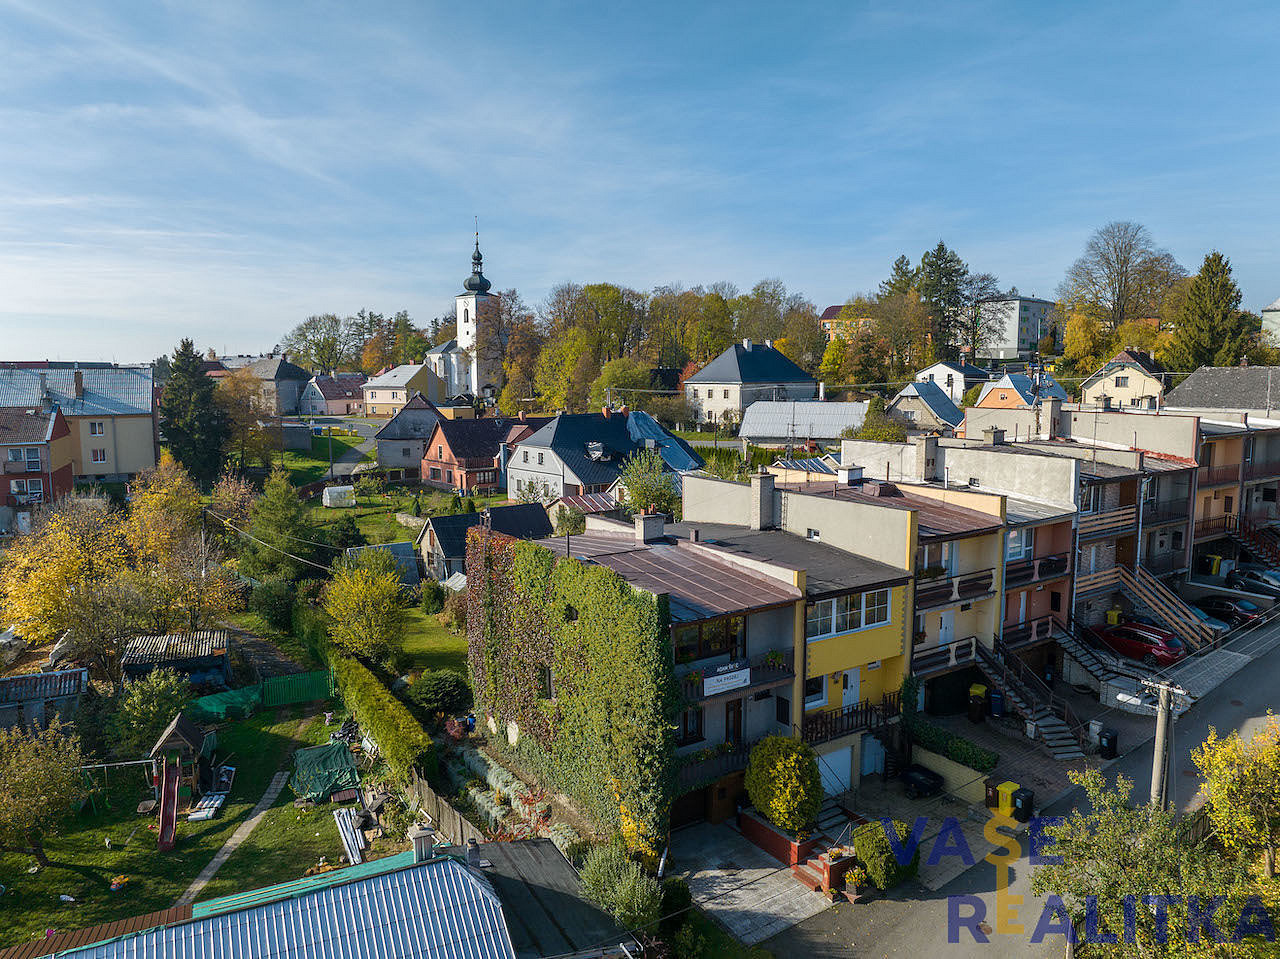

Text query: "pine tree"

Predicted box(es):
[240, 468, 318, 581]
[1167, 251, 1251, 371]
[158, 339, 230, 487]
[878, 254, 919, 299]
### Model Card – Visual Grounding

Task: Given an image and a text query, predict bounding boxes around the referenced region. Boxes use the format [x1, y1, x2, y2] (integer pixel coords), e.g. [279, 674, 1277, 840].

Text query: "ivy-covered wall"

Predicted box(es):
[466, 528, 678, 853]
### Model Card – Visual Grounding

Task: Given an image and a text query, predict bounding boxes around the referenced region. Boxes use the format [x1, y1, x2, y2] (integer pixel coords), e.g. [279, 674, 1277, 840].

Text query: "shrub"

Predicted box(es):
[250, 577, 295, 630]
[420, 580, 446, 615]
[331, 655, 434, 781]
[326, 513, 367, 550]
[439, 589, 467, 632]
[743, 736, 823, 832]
[410, 494, 423, 517]
[408, 670, 473, 718]
[579, 844, 662, 930]
[852, 820, 919, 890]
[673, 922, 709, 958]
[555, 508, 586, 536]
[114, 669, 191, 757]
[464, 497, 477, 514]
[659, 877, 693, 938]
[293, 601, 332, 663]
[904, 716, 998, 773]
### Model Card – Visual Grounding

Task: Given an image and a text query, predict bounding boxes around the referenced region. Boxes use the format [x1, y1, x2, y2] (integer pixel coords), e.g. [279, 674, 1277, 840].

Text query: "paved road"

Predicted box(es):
[765, 617, 1280, 958]
[296, 416, 378, 478]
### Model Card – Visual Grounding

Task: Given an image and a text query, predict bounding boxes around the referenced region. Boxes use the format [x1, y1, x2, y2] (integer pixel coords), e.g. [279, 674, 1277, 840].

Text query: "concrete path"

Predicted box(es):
[175, 770, 291, 907]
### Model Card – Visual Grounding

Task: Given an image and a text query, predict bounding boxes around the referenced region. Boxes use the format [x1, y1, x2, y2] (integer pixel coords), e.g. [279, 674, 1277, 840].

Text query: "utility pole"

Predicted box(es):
[1143, 677, 1186, 810]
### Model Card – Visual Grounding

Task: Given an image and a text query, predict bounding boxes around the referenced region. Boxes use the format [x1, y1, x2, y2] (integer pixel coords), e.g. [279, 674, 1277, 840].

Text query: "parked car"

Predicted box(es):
[1226, 567, 1280, 599]
[1195, 596, 1264, 628]
[1095, 622, 1188, 668]
[900, 764, 944, 799]
[1187, 605, 1230, 638]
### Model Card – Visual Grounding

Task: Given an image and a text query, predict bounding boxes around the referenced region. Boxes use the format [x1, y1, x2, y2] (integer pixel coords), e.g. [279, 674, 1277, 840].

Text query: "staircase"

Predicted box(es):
[974, 643, 1087, 762]
[1228, 514, 1280, 567]
[1058, 625, 1148, 686]
[1116, 566, 1212, 650]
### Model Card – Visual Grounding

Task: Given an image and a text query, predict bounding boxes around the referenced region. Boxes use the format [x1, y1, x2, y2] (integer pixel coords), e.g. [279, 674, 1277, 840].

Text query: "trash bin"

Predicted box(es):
[1088, 719, 1104, 745]
[988, 689, 1005, 718]
[1099, 728, 1118, 760]
[1106, 607, 1123, 625]
[969, 683, 988, 701]
[997, 781, 1019, 817]
[1012, 787, 1034, 823]
[1207, 554, 1222, 576]
[984, 776, 1002, 809]
[968, 694, 986, 724]
[1024, 719, 1038, 740]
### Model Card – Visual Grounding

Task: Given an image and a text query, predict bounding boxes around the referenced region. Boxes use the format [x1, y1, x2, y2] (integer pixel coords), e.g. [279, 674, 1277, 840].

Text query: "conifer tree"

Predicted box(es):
[1166, 252, 1252, 371]
[158, 339, 229, 486]
[239, 469, 318, 581]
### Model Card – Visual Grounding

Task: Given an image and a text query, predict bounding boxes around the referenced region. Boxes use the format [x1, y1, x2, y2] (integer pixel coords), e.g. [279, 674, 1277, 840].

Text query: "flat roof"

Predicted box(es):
[778, 480, 1003, 541]
[536, 530, 803, 622]
[1001, 496, 1076, 527]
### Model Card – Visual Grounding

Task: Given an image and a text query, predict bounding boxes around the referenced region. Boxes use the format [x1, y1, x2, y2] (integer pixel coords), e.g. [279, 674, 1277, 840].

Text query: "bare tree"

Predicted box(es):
[1058, 221, 1186, 330]
[280, 314, 363, 372]
[956, 272, 1005, 360]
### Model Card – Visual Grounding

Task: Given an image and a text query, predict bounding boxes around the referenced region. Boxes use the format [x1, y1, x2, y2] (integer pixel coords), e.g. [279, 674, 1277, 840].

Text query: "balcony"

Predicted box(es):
[1001, 615, 1062, 653]
[802, 690, 901, 747]
[1077, 505, 1138, 541]
[1194, 515, 1232, 541]
[1245, 459, 1280, 481]
[677, 649, 795, 704]
[1198, 464, 1240, 488]
[913, 567, 996, 610]
[3, 459, 41, 475]
[1003, 552, 1070, 588]
[1143, 501, 1190, 527]
[6, 492, 43, 507]
[1143, 551, 1189, 576]
[911, 635, 978, 678]
[676, 738, 757, 790]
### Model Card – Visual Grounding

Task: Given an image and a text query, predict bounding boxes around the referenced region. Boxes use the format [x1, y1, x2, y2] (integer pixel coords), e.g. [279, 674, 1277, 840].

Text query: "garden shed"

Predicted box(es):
[122, 630, 231, 685]
[0, 667, 89, 729]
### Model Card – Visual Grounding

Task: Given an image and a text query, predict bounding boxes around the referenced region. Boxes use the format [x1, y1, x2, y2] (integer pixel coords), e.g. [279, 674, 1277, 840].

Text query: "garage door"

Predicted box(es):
[818, 745, 852, 795]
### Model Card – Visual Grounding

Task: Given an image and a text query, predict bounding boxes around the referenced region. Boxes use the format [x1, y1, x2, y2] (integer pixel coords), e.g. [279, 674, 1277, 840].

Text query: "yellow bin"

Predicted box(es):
[969, 683, 988, 700]
[997, 781, 1019, 817]
[1106, 607, 1122, 626]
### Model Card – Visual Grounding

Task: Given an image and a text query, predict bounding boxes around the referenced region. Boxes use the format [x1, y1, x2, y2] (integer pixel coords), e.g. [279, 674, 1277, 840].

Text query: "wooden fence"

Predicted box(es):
[406, 766, 487, 847]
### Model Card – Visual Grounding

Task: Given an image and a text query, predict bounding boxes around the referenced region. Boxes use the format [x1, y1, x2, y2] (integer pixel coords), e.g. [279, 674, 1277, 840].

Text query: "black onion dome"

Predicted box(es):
[464, 239, 492, 293]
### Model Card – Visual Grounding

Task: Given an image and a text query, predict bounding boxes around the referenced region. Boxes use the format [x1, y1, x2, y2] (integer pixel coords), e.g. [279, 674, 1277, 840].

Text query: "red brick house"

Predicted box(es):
[421, 414, 549, 494]
[0, 406, 74, 518]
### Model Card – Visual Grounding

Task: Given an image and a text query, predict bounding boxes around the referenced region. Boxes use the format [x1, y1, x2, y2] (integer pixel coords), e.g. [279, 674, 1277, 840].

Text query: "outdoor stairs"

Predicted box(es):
[973, 643, 1087, 763]
[1116, 566, 1211, 650]
[1058, 626, 1150, 687]
[790, 797, 864, 892]
[1227, 515, 1280, 567]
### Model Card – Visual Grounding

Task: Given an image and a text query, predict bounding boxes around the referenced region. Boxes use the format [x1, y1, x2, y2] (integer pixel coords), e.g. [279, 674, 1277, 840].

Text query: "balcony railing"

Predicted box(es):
[1198, 464, 1240, 487]
[1001, 615, 1062, 652]
[1143, 501, 1190, 527]
[1078, 505, 1138, 540]
[677, 649, 795, 704]
[1194, 515, 1233, 541]
[911, 635, 978, 677]
[677, 737, 758, 789]
[6, 492, 43, 507]
[3, 459, 42, 475]
[1003, 552, 1070, 588]
[1245, 459, 1280, 481]
[1143, 551, 1189, 575]
[802, 690, 901, 747]
[913, 567, 996, 609]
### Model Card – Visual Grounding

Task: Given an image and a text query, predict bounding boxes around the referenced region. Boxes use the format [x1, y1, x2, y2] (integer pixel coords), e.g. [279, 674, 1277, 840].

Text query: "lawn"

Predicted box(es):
[401, 608, 467, 674]
[306, 489, 513, 547]
[283, 434, 371, 485]
[0, 707, 336, 950]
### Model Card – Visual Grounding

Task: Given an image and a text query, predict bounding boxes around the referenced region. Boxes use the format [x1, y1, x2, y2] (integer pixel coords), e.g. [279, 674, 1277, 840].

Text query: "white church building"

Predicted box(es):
[425, 239, 503, 400]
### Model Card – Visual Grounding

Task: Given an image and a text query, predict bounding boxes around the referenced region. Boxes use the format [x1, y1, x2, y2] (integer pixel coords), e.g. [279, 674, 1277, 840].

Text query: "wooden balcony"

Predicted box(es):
[913, 567, 996, 610]
[1198, 464, 1241, 487]
[1003, 552, 1070, 589]
[1077, 505, 1137, 541]
[911, 635, 978, 677]
[1074, 567, 1121, 596]
[802, 690, 901, 747]
[678, 649, 795, 704]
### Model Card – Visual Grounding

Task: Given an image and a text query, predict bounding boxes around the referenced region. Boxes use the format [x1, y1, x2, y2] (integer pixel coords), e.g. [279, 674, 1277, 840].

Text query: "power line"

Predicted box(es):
[208, 512, 334, 573]
[205, 508, 343, 553]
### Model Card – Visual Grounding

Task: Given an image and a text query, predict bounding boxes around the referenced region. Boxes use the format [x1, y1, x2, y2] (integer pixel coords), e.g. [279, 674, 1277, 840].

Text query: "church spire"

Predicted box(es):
[463, 219, 492, 294]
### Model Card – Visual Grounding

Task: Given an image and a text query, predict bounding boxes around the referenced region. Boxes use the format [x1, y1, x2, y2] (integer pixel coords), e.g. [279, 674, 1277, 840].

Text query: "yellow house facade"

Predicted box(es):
[363, 364, 447, 417]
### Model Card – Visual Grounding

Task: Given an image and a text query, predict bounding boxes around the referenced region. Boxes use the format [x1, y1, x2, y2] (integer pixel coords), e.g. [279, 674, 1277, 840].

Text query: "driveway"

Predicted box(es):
[297, 416, 378, 478]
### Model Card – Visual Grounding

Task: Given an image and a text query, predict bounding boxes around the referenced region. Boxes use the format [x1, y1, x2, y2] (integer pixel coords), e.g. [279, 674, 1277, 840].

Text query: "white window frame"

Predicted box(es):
[89, 421, 105, 435]
[24, 447, 40, 467]
[91, 448, 107, 463]
[1005, 527, 1034, 561]
[806, 588, 892, 641]
[804, 674, 827, 709]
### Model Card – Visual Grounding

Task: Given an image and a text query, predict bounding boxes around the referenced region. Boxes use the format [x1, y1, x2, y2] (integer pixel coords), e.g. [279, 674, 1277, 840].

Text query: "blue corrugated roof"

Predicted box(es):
[893, 381, 963, 427]
[64, 857, 516, 959]
[0, 366, 153, 416]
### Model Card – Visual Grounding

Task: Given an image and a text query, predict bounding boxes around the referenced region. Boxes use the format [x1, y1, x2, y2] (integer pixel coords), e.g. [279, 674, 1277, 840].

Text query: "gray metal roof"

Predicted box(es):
[365, 364, 429, 389]
[1002, 496, 1077, 527]
[122, 631, 228, 667]
[684, 341, 815, 385]
[1166, 366, 1280, 412]
[0, 668, 88, 705]
[50, 858, 516, 959]
[0, 366, 154, 417]
[892, 381, 963, 427]
[739, 401, 867, 441]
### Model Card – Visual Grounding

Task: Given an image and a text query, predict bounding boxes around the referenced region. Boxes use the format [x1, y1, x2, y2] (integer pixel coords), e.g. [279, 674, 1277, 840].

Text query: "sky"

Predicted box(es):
[2, 0, 1279, 362]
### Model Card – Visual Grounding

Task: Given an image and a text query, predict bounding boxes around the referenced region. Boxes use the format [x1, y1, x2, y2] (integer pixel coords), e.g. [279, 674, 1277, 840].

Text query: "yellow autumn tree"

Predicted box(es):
[1193, 713, 1280, 877]
[127, 451, 202, 563]
[0, 500, 129, 646]
[322, 548, 406, 662]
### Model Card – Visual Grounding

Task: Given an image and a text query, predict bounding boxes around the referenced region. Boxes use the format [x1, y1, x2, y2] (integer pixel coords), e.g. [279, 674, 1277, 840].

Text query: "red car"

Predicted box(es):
[1094, 622, 1187, 668]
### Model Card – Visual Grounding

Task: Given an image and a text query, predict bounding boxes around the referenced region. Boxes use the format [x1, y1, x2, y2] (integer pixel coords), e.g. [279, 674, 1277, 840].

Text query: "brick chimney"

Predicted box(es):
[601, 406, 611, 419]
[635, 512, 666, 544]
[750, 470, 775, 530]
[73, 370, 85, 399]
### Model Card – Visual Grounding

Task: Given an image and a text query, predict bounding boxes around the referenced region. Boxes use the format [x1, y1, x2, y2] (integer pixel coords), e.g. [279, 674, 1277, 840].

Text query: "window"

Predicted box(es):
[1115, 376, 1129, 388]
[369, 391, 376, 399]
[1006, 527, 1034, 561]
[1050, 591, 1062, 612]
[522, 451, 528, 463]
[91, 449, 107, 463]
[536, 666, 553, 700]
[775, 695, 790, 726]
[806, 589, 890, 639]
[445, 470, 453, 483]
[1264, 487, 1277, 503]
[89, 421, 104, 435]
[392, 391, 400, 400]
[402, 447, 410, 457]
[804, 676, 827, 709]
[723, 389, 729, 399]
[677, 708, 704, 745]
[863, 589, 890, 626]
[430, 468, 441, 480]
[6, 449, 21, 462]
[806, 528, 821, 541]
[1172, 530, 1184, 550]
[437, 445, 443, 459]
[1225, 496, 1233, 514]
[26, 478, 42, 494]
[24, 447, 39, 467]
[537, 452, 544, 466]
[673, 616, 746, 663]
[999, 392, 1008, 401]
[1080, 484, 1102, 514]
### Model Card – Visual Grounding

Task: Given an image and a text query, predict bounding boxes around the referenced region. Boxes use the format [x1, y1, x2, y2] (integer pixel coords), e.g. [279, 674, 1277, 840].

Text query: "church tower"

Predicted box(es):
[455, 233, 497, 396]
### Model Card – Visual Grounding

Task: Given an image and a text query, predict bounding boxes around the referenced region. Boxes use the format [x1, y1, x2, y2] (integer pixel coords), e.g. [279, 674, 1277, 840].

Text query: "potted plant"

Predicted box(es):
[763, 649, 786, 670]
[845, 865, 868, 901]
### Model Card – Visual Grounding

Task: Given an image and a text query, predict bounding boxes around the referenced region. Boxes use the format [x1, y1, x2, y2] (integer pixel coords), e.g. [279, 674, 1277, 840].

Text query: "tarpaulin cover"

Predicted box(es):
[291, 741, 359, 802]
[188, 686, 262, 722]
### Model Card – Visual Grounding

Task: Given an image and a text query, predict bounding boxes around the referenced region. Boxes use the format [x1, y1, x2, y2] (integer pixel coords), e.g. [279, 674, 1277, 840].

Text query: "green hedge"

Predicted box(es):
[905, 716, 998, 773]
[331, 655, 435, 781]
[293, 600, 332, 664]
[853, 820, 919, 890]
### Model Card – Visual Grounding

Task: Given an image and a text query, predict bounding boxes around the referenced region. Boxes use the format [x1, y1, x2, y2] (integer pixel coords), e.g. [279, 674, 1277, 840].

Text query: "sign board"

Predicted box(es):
[703, 660, 751, 697]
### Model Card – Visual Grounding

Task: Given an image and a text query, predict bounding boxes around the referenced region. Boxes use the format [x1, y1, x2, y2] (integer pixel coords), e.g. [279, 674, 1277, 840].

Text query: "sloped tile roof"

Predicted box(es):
[0, 407, 56, 445]
[1165, 366, 1280, 411]
[311, 374, 366, 399]
[423, 503, 553, 560]
[375, 394, 443, 441]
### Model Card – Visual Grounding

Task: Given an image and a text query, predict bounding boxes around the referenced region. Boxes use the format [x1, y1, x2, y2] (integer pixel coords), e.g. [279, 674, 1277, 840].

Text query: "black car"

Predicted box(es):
[1196, 596, 1265, 627]
[900, 764, 945, 799]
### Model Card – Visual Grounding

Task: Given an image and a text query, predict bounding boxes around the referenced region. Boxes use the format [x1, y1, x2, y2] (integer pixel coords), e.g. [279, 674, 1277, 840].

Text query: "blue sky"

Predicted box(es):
[2, 0, 1278, 361]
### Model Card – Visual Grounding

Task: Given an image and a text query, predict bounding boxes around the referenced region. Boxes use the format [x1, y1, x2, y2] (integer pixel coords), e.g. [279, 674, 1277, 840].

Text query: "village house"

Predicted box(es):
[683, 339, 817, 426]
[375, 394, 443, 480]
[299, 373, 367, 416]
[913, 360, 991, 406]
[205, 354, 311, 415]
[417, 502, 552, 580]
[422, 415, 545, 495]
[363, 364, 447, 417]
[0, 406, 74, 531]
[1079, 349, 1168, 410]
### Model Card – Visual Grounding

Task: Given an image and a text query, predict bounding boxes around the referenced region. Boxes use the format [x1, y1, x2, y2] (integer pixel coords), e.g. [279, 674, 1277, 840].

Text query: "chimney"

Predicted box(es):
[635, 512, 666, 544]
[837, 464, 863, 486]
[983, 427, 1005, 446]
[750, 470, 775, 530]
[73, 370, 85, 399]
[601, 406, 611, 419]
[410, 825, 436, 864]
[818, 381, 826, 401]
[914, 435, 939, 481]
[765, 339, 773, 348]
[466, 837, 481, 866]
[689, 527, 701, 543]
[742, 338, 753, 351]
[518, 409, 526, 422]
[619, 405, 628, 417]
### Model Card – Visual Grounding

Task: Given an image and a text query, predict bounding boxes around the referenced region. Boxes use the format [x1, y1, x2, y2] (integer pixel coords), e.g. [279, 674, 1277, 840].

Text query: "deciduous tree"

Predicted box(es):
[589, 357, 653, 409]
[1193, 713, 1280, 877]
[618, 449, 678, 517]
[322, 548, 406, 662]
[1058, 221, 1186, 331]
[0, 721, 83, 866]
[217, 367, 274, 471]
[115, 669, 192, 757]
[280, 313, 362, 372]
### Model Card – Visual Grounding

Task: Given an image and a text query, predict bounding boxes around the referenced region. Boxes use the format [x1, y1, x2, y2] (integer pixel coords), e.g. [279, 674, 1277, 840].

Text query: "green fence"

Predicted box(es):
[262, 670, 333, 707]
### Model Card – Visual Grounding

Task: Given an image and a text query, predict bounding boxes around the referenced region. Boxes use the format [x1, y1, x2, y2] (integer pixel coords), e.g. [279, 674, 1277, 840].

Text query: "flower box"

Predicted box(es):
[738, 808, 821, 866]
